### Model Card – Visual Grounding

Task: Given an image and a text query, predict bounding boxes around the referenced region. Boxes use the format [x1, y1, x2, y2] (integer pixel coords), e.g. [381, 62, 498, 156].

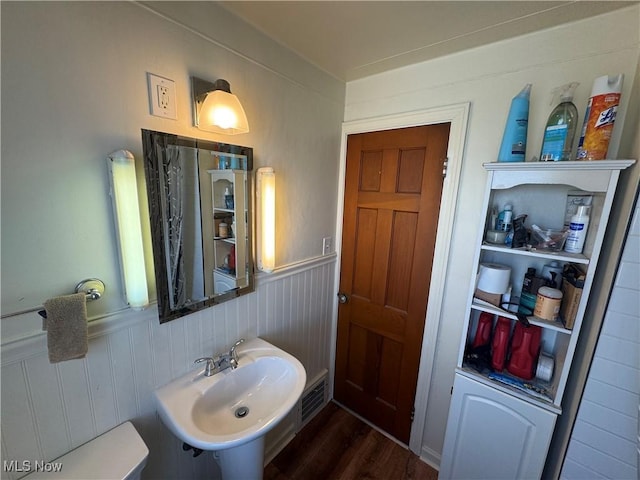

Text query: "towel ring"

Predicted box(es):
[76, 278, 105, 300]
[37, 278, 105, 319]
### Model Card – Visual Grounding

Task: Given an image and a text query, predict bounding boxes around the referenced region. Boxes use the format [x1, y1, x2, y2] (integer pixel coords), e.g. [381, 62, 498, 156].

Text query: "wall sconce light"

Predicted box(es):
[107, 150, 149, 309]
[192, 76, 249, 135]
[256, 167, 275, 273]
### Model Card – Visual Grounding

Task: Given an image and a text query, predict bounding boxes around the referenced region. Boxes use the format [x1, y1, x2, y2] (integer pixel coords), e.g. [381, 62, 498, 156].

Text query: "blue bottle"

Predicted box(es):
[498, 84, 532, 162]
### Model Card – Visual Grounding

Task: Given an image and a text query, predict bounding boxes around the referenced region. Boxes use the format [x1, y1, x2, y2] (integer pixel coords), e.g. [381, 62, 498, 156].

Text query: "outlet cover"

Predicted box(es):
[322, 237, 332, 255]
[147, 73, 177, 119]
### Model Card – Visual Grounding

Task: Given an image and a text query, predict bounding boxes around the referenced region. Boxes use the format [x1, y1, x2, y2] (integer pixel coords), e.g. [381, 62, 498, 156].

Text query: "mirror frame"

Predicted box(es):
[141, 129, 254, 323]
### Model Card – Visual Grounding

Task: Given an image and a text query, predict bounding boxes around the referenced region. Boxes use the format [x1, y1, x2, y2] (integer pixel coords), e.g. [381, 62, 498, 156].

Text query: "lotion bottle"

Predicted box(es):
[540, 82, 579, 161]
[495, 204, 513, 231]
[565, 205, 590, 253]
[498, 84, 532, 162]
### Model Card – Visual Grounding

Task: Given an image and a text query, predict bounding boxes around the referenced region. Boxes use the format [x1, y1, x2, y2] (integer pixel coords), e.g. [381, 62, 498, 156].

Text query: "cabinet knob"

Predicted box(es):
[337, 293, 349, 304]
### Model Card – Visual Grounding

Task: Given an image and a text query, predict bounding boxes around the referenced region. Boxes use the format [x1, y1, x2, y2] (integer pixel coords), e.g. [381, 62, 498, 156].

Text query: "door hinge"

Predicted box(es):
[410, 406, 415, 423]
[442, 157, 449, 178]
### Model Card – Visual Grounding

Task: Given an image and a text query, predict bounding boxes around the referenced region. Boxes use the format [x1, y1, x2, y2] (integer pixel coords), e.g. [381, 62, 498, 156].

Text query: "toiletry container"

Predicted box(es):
[540, 82, 579, 161]
[534, 287, 563, 322]
[497, 84, 532, 162]
[577, 74, 624, 160]
[218, 221, 228, 238]
[507, 323, 542, 380]
[491, 317, 511, 371]
[495, 204, 513, 232]
[565, 205, 590, 254]
[541, 260, 563, 289]
[224, 187, 234, 209]
[23, 421, 148, 480]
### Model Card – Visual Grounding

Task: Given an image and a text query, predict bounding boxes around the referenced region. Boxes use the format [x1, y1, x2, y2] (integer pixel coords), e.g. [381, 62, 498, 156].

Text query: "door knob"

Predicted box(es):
[337, 293, 349, 304]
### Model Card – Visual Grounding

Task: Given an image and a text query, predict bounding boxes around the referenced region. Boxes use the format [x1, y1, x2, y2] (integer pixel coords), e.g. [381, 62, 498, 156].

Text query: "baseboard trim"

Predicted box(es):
[420, 445, 442, 472]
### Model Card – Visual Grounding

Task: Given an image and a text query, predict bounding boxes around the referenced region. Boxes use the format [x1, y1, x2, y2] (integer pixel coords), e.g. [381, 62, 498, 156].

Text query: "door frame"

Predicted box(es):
[329, 103, 470, 456]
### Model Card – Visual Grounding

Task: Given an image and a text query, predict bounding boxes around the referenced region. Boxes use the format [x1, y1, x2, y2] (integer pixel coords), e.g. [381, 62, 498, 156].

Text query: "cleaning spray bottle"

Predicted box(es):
[540, 82, 579, 161]
[576, 74, 624, 160]
[497, 84, 532, 162]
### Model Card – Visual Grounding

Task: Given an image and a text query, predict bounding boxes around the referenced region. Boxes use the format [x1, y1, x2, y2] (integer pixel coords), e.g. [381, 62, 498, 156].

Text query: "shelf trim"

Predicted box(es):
[483, 160, 635, 171]
[213, 236, 236, 244]
[480, 243, 590, 265]
[471, 300, 572, 333]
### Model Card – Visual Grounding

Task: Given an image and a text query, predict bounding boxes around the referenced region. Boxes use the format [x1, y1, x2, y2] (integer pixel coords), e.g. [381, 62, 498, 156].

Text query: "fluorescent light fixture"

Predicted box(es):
[107, 150, 149, 309]
[256, 167, 275, 272]
[192, 77, 249, 135]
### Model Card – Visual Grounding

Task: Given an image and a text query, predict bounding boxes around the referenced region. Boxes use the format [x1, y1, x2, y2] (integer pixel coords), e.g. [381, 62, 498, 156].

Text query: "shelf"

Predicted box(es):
[457, 367, 560, 414]
[214, 207, 235, 214]
[214, 267, 236, 279]
[481, 243, 589, 265]
[214, 236, 236, 244]
[471, 299, 571, 333]
[483, 160, 635, 172]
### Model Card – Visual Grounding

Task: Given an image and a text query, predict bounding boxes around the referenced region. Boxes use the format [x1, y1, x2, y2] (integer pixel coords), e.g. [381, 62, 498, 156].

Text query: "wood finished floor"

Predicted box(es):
[265, 401, 439, 480]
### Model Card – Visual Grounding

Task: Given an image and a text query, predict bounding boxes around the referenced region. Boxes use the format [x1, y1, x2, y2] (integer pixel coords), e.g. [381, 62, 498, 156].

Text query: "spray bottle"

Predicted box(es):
[497, 84, 532, 162]
[539, 82, 579, 161]
[576, 74, 624, 160]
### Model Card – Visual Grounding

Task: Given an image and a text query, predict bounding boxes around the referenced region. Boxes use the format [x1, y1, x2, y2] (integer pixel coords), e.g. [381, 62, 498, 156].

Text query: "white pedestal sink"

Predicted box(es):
[154, 337, 306, 480]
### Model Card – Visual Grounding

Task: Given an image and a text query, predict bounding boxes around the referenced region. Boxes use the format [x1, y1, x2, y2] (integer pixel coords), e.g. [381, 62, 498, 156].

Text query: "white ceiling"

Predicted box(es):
[219, 1, 636, 81]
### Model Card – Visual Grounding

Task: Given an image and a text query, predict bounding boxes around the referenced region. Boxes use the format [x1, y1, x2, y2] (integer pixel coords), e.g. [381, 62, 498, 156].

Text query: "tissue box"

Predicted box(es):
[561, 264, 586, 329]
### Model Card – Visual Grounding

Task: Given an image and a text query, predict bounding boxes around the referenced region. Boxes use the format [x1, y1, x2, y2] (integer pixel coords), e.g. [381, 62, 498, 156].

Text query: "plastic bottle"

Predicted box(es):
[540, 82, 579, 161]
[507, 323, 542, 380]
[472, 312, 494, 348]
[224, 187, 234, 209]
[518, 267, 538, 315]
[576, 74, 624, 160]
[565, 205, 590, 253]
[495, 205, 513, 231]
[491, 317, 511, 371]
[542, 260, 563, 289]
[498, 84, 532, 163]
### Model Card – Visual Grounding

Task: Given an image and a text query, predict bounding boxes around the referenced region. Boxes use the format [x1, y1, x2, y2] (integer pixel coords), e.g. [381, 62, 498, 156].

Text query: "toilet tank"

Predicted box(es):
[23, 421, 148, 480]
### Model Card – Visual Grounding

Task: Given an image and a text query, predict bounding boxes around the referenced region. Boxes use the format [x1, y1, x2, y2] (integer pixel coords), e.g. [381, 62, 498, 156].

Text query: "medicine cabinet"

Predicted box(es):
[440, 159, 634, 479]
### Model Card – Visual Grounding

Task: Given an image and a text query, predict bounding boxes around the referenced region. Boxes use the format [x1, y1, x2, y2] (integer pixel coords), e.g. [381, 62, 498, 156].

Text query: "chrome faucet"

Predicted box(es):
[194, 338, 245, 377]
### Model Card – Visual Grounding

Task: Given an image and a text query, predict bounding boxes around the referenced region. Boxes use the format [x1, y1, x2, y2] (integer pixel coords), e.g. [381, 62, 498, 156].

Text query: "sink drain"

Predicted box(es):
[235, 406, 249, 418]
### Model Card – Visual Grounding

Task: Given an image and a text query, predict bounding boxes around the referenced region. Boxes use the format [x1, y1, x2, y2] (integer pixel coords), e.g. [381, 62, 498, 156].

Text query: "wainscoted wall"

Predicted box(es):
[561, 199, 640, 479]
[1, 256, 336, 480]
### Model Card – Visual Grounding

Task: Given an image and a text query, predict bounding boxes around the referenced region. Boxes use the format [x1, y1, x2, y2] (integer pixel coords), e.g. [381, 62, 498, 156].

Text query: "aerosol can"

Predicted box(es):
[576, 74, 624, 160]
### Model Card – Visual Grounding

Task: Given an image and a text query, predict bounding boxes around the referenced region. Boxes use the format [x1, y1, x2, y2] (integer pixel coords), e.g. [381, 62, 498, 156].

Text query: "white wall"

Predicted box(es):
[561, 197, 640, 479]
[344, 5, 640, 465]
[1, 2, 342, 478]
[1, 1, 344, 318]
[1, 260, 336, 480]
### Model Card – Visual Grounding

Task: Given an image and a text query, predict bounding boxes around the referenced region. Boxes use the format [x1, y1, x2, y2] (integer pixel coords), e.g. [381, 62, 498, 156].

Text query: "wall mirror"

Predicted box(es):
[142, 129, 254, 323]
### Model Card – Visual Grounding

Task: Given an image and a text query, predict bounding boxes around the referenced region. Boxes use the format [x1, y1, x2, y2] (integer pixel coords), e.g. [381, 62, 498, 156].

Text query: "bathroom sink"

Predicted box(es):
[154, 337, 306, 451]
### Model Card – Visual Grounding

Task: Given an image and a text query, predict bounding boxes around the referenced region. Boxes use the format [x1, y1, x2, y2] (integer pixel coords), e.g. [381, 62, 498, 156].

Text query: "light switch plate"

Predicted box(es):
[147, 73, 177, 119]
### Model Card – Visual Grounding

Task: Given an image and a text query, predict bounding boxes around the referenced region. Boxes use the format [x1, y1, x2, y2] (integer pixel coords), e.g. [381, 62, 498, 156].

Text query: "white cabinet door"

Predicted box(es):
[440, 373, 556, 480]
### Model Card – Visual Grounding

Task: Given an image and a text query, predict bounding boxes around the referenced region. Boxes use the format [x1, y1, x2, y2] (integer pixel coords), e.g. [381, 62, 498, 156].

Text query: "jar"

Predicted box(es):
[218, 222, 228, 238]
[534, 287, 563, 321]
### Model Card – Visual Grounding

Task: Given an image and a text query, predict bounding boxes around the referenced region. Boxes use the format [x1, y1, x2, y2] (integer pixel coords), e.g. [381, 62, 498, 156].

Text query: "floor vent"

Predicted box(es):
[299, 370, 328, 427]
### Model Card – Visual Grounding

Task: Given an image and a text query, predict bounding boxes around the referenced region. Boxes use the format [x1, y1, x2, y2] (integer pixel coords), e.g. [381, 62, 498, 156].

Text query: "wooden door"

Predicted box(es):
[334, 123, 450, 443]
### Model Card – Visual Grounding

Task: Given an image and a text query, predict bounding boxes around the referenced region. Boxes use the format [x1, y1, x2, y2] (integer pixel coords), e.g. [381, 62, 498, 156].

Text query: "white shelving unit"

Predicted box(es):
[208, 169, 248, 294]
[440, 160, 634, 479]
